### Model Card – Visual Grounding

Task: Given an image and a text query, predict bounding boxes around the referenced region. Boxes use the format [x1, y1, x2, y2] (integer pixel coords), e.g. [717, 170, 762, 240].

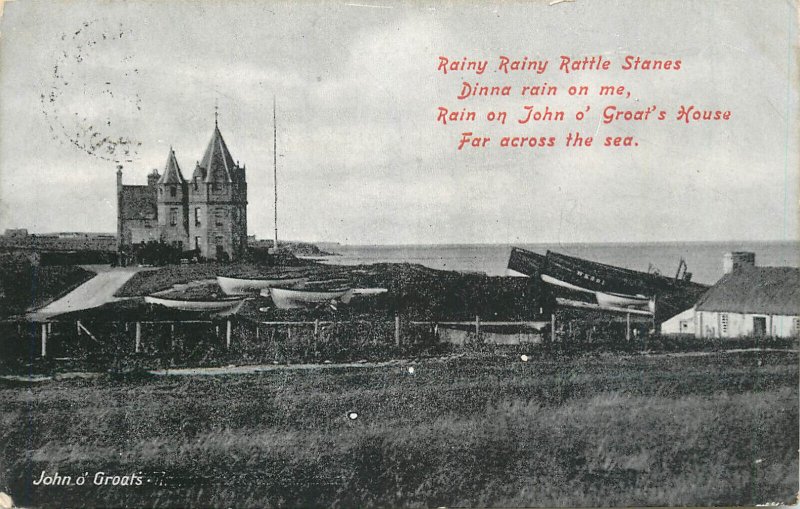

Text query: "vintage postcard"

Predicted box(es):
[0, 0, 797, 507]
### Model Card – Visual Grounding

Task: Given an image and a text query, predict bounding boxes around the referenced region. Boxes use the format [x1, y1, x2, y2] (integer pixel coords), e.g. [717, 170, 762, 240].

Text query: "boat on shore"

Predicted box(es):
[509, 248, 705, 314]
[217, 275, 309, 295]
[144, 295, 246, 313]
[506, 247, 547, 277]
[266, 280, 354, 310]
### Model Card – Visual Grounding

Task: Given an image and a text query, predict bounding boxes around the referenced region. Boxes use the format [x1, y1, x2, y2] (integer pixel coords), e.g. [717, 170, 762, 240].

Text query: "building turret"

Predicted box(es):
[188, 122, 248, 260]
[156, 148, 189, 249]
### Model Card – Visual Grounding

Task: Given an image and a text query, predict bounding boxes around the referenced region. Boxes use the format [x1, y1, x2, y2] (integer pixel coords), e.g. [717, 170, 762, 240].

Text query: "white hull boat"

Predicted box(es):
[542, 274, 653, 312]
[145, 295, 246, 313]
[595, 291, 654, 311]
[266, 285, 353, 310]
[217, 275, 309, 295]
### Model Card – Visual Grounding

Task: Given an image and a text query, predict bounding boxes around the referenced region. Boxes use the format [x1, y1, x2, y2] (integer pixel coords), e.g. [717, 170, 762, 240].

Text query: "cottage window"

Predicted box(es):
[720, 313, 728, 335]
[793, 317, 800, 335]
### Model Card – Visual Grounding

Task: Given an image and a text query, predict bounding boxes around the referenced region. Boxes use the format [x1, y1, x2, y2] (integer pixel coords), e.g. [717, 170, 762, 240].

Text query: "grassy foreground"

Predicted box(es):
[0, 350, 797, 508]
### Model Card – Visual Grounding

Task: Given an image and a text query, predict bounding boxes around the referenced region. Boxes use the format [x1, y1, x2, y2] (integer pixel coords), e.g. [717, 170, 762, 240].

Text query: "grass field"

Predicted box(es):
[1, 350, 797, 508]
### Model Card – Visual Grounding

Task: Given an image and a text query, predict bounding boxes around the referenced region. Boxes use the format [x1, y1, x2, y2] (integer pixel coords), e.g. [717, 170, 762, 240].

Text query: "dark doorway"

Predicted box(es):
[753, 316, 767, 337]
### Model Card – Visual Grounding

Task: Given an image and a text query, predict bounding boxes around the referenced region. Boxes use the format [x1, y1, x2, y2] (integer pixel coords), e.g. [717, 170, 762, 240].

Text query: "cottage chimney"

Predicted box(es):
[723, 251, 755, 274]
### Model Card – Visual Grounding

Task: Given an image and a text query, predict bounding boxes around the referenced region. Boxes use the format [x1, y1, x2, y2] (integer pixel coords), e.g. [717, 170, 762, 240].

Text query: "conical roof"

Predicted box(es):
[199, 124, 237, 183]
[157, 148, 186, 184]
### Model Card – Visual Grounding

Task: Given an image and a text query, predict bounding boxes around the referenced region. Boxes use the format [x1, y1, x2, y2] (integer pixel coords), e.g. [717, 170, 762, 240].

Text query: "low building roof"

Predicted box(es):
[695, 266, 799, 315]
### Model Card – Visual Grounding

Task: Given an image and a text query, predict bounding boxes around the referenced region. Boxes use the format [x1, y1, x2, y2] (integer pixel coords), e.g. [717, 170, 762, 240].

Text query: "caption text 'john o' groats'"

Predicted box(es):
[435, 55, 732, 150]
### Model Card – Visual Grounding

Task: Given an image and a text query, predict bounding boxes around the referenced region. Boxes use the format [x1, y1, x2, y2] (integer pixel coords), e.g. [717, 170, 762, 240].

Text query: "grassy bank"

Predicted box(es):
[0, 252, 96, 317]
[114, 262, 544, 321]
[1, 350, 796, 508]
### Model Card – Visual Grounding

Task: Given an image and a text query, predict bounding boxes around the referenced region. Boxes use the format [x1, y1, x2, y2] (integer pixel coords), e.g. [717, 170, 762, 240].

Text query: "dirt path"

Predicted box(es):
[28, 265, 145, 320]
[2, 349, 795, 383]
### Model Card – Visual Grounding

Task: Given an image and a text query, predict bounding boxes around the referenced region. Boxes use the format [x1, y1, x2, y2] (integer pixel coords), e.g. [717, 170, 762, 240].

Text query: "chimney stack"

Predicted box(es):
[723, 251, 755, 274]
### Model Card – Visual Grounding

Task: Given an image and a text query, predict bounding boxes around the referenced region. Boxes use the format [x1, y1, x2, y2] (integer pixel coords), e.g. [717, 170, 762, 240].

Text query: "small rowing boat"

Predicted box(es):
[144, 295, 246, 314]
[217, 275, 309, 295]
[265, 279, 353, 309]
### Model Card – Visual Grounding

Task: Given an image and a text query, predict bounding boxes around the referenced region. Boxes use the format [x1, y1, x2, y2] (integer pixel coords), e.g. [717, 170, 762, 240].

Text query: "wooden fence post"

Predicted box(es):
[76, 320, 82, 336]
[226, 320, 232, 349]
[395, 315, 401, 346]
[626, 313, 631, 341]
[314, 319, 319, 337]
[551, 313, 556, 343]
[475, 315, 481, 335]
[40, 323, 47, 357]
[135, 322, 141, 353]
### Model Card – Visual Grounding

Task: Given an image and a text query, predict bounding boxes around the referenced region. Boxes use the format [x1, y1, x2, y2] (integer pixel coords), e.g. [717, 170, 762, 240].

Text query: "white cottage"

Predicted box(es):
[692, 266, 799, 338]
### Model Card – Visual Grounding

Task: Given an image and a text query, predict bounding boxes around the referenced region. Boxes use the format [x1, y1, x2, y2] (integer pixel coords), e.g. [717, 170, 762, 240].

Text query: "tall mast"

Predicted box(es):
[272, 96, 279, 252]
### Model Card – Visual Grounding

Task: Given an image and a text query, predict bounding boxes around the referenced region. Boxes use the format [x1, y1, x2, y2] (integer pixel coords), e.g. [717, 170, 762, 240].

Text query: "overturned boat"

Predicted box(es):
[217, 275, 309, 295]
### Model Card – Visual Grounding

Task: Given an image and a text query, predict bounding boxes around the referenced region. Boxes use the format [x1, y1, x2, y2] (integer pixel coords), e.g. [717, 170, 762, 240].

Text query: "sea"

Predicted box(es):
[316, 241, 799, 285]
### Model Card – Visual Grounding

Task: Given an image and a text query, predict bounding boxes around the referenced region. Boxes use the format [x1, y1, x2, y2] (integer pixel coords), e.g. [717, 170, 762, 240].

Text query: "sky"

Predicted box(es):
[0, 0, 797, 245]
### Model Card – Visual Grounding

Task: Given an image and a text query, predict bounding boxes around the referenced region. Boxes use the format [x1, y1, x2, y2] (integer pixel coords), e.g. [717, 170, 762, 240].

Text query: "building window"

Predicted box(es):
[195, 208, 201, 226]
[170, 186, 177, 197]
[215, 208, 224, 226]
[720, 313, 728, 335]
[170, 208, 178, 226]
[215, 235, 224, 246]
[195, 236, 201, 250]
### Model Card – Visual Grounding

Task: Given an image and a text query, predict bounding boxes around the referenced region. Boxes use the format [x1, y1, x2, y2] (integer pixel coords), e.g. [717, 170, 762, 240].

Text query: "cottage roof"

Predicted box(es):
[157, 148, 186, 185]
[695, 266, 800, 315]
[199, 124, 238, 184]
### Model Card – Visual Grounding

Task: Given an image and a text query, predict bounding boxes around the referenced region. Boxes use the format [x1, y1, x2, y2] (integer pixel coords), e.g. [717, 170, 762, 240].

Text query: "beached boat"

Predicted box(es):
[595, 291, 655, 311]
[266, 281, 353, 310]
[144, 295, 246, 313]
[506, 247, 547, 277]
[509, 247, 708, 317]
[217, 275, 309, 295]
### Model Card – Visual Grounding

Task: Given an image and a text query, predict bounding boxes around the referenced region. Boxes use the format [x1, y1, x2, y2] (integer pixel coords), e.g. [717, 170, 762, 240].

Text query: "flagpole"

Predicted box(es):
[273, 96, 279, 252]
